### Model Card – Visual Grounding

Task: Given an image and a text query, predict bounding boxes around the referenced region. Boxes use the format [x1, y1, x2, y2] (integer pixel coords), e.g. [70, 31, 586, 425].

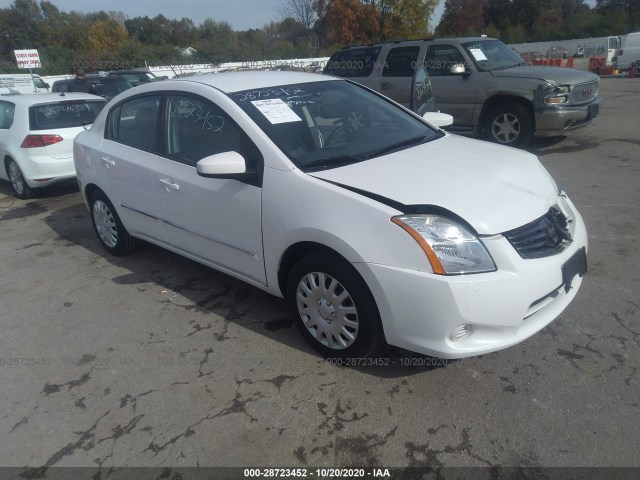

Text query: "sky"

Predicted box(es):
[0, 0, 598, 32]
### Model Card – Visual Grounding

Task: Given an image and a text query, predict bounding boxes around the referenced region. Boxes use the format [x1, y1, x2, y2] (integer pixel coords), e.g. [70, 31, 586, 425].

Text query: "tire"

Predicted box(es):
[286, 251, 384, 359]
[89, 190, 139, 255]
[483, 102, 534, 147]
[7, 159, 36, 200]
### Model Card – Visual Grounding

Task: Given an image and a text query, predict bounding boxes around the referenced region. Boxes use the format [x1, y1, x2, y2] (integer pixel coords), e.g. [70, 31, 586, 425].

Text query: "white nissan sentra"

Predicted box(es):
[73, 71, 587, 359]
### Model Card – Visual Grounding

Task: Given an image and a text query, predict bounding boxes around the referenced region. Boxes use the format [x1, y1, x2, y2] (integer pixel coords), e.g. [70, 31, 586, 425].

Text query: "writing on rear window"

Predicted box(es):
[30, 101, 105, 130]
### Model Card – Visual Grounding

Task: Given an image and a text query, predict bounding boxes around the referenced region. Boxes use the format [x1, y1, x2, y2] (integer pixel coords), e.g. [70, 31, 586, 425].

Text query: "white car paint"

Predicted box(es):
[74, 71, 588, 359]
[0, 93, 106, 197]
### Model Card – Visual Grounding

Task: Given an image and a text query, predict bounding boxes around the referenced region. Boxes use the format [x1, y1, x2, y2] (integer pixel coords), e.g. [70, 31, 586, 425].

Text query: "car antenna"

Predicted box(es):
[60, 92, 65, 96]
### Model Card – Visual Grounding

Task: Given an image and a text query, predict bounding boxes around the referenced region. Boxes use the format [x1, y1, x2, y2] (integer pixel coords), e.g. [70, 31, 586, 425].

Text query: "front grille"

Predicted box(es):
[503, 207, 573, 259]
[570, 81, 599, 104]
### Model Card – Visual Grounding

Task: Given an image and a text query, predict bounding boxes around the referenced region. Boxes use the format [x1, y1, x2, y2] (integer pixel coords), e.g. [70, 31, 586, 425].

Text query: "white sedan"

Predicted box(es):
[0, 93, 106, 199]
[74, 71, 587, 359]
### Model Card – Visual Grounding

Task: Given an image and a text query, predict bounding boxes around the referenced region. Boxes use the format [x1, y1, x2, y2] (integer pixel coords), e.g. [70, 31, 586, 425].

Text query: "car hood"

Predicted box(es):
[491, 65, 599, 85]
[310, 135, 558, 234]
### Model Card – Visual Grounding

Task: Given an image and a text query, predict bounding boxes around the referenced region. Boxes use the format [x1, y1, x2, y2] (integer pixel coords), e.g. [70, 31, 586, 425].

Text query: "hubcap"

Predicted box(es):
[8, 162, 25, 195]
[92, 200, 118, 248]
[492, 113, 520, 144]
[296, 272, 359, 350]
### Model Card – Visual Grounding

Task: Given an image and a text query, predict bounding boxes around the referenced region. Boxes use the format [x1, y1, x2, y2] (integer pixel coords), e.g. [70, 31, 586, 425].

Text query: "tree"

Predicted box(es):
[195, 19, 238, 62]
[531, 3, 566, 40]
[383, 0, 436, 40]
[436, 0, 485, 37]
[484, 0, 512, 35]
[279, 0, 318, 46]
[317, 0, 379, 46]
[1, 0, 48, 50]
[88, 19, 129, 52]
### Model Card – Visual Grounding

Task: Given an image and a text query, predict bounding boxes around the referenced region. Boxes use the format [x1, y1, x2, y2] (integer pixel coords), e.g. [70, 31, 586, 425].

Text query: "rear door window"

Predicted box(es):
[324, 47, 383, 77]
[382, 46, 420, 77]
[29, 100, 106, 130]
[107, 95, 162, 152]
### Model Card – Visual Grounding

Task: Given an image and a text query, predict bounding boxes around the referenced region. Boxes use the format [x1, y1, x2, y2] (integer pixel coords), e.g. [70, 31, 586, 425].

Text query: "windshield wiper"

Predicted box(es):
[360, 135, 428, 159]
[300, 154, 364, 171]
[490, 64, 519, 71]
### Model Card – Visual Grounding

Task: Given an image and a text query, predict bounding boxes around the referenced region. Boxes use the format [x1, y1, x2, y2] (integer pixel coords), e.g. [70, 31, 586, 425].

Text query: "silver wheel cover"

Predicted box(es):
[491, 112, 520, 144]
[296, 272, 359, 349]
[8, 161, 25, 195]
[92, 200, 118, 248]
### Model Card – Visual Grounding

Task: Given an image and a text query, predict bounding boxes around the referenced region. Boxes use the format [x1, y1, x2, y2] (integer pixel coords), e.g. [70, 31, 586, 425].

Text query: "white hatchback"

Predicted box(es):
[0, 93, 106, 199]
[74, 71, 587, 359]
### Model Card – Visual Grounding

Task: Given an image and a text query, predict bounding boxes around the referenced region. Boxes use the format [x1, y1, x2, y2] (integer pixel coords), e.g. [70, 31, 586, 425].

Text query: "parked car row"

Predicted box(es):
[0, 69, 168, 198]
[325, 36, 602, 147]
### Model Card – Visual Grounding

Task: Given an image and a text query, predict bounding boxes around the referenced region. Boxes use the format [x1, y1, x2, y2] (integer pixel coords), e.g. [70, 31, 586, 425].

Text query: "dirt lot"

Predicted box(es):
[0, 78, 638, 478]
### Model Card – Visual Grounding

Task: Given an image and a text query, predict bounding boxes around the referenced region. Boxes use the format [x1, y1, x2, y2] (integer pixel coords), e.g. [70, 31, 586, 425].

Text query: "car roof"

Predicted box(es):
[338, 36, 499, 50]
[175, 71, 338, 94]
[6, 92, 106, 105]
[431, 36, 498, 43]
[109, 69, 152, 74]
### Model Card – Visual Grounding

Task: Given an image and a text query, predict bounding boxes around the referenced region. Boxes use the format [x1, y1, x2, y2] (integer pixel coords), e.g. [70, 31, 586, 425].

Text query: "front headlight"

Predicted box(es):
[391, 215, 496, 275]
[544, 85, 570, 104]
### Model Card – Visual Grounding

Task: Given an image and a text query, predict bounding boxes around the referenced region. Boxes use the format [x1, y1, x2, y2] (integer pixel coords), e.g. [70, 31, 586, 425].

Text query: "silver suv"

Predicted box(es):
[325, 37, 602, 147]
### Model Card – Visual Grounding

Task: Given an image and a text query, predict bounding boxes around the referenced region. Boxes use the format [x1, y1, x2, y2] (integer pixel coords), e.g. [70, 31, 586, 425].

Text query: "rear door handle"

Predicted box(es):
[101, 156, 115, 167]
[380, 83, 392, 90]
[159, 178, 180, 191]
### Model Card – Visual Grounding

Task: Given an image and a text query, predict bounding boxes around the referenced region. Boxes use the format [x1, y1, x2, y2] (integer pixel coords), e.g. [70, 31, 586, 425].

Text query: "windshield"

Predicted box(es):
[462, 40, 524, 72]
[231, 80, 440, 171]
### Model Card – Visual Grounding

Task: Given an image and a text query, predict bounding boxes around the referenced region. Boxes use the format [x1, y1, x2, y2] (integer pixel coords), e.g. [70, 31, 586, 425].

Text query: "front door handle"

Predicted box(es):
[380, 83, 392, 90]
[159, 178, 180, 191]
[101, 156, 115, 167]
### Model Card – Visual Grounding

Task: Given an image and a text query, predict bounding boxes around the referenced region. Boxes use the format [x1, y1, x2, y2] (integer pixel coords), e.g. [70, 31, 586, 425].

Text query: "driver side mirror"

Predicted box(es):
[196, 151, 261, 187]
[422, 112, 453, 128]
[450, 64, 469, 76]
[197, 151, 246, 176]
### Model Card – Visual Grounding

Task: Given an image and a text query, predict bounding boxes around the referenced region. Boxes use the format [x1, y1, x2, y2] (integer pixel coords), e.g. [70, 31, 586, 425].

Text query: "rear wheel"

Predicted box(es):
[287, 251, 384, 359]
[7, 159, 35, 200]
[89, 190, 139, 255]
[483, 103, 533, 147]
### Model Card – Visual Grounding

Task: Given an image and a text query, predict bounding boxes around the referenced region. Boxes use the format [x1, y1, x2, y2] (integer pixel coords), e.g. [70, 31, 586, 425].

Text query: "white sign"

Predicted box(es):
[14, 49, 42, 69]
[469, 48, 488, 62]
[251, 99, 302, 124]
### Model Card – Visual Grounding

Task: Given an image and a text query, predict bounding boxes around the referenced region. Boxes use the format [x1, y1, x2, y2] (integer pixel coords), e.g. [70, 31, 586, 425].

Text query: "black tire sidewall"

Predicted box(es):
[89, 190, 133, 256]
[286, 252, 384, 359]
[484, 103, 533, 147]
[7, 159, 34, 200]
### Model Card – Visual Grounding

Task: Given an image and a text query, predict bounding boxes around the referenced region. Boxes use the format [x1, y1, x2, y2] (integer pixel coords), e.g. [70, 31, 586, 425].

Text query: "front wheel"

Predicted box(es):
[89, 190, 139, 255]
[483, 103, 534, 147]
[7, 159, 35, 200]
[286, 251, 384, 359]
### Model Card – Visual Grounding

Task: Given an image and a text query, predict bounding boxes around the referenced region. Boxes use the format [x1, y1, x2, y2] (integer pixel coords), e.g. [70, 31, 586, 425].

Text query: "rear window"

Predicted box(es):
[29, 101, 106, 130]
[324, 47, 382, 77]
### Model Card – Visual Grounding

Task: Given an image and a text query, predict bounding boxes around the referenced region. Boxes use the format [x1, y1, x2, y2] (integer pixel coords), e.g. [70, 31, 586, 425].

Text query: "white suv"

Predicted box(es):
[0, 93, 106, 199]
[74, 72, 588, 360]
